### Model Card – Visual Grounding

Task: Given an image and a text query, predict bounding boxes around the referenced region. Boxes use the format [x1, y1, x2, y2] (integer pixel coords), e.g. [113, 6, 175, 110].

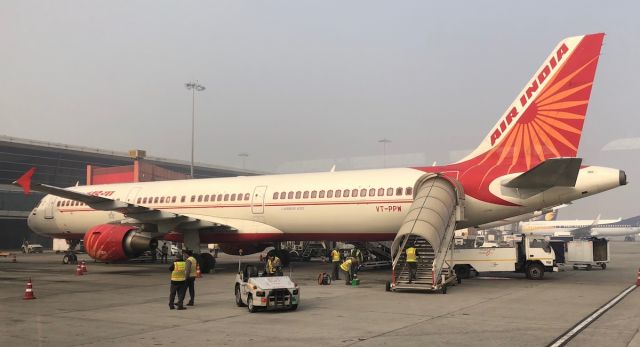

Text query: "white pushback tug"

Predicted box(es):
[234, 258, 300, 312]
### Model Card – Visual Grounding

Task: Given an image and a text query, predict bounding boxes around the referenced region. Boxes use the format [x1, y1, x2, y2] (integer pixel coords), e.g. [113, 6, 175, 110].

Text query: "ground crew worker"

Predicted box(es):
[169, 253, 191, 310]
[161, 242, 169, 264]
[266, 254, 282, 276]
[184, 250, 198, 306]
[351, 247, 363, 275]
[330, 248, 341, 280]
[340, 257, 354, 285]
[406, 243, 419, 283]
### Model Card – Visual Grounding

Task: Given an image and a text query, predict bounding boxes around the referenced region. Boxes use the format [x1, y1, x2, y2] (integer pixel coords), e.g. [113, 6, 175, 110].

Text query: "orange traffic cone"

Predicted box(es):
[81, 261, 87, 273]
[75, 263, 83, 276]
[196, 265, 202, 278]
[12, 254, 16, 263]
[636, 268, 640, 286]
[23, 278, 36, 300]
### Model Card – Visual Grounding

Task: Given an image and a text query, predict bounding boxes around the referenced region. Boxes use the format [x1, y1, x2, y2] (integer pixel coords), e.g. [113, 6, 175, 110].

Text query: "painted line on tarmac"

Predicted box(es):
[548, 284, 637, 347]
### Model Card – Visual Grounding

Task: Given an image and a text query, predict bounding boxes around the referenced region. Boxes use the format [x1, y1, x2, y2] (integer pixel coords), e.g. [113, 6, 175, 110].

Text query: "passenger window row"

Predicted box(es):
[57, 200, 86, 207]
[272, 187, 413, 200]
[135, 193, 251, 205]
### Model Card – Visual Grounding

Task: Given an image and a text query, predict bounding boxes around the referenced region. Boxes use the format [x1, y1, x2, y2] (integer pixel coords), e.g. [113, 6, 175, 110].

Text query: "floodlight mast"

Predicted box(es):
[185, 81, 206, 178]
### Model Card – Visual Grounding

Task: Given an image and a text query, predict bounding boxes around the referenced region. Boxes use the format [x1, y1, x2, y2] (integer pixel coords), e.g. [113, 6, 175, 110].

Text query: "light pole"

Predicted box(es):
[185, 81, 206, 178]
[238, 153, 249, 170]
[378, 138, 391, 168]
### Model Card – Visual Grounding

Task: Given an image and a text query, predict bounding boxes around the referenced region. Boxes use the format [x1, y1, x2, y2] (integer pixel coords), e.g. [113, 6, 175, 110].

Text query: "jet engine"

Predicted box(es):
[84, 224, 157, 262]
[218, 242, 268, 256]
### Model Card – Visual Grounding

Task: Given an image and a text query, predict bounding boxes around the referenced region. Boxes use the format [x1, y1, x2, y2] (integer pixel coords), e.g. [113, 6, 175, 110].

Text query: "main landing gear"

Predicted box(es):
[62, 240, 80, 264]
[62, 251, 78, 264]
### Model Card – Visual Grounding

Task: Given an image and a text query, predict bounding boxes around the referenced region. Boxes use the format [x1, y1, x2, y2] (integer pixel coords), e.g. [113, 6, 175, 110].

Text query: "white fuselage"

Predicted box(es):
[522, 219, 640, 237]
[27, 166, 623, 243]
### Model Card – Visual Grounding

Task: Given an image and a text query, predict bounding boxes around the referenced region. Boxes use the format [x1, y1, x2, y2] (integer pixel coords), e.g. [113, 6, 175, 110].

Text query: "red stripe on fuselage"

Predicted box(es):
[56, 199, 414, 213]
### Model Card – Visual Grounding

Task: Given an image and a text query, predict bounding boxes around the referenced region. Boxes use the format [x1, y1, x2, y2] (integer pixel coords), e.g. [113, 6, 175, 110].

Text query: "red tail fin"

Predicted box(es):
[14, 167, 36, 195]
[417, 34, 606, 206]
[461, 33, 605, 169]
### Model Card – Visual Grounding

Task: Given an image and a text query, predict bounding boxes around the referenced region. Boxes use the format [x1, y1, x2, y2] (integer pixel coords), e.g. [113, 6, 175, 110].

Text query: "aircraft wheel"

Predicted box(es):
[586, 264, 592, 271]
[63, 254, 70, 264]
[600, 263, 606, 270]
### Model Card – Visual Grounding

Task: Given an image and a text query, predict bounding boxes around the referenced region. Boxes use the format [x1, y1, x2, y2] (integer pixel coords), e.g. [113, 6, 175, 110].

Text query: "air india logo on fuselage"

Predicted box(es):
[490, 43, 570, 146]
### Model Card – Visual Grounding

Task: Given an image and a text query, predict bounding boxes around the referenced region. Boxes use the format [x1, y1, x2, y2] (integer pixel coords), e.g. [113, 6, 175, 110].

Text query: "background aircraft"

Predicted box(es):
[522, 215, 640, 239]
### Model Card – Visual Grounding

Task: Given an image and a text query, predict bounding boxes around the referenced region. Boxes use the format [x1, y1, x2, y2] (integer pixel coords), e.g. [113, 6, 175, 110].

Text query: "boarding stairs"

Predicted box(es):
[389, 174, 464, 293]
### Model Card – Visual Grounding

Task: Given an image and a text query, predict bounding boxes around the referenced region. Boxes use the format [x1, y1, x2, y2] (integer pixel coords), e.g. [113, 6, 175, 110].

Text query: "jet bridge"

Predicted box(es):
[388, 174, 464, 293]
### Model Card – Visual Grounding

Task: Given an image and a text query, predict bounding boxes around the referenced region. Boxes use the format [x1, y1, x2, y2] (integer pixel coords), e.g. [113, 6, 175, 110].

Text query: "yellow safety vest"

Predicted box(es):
[187, 256, 197, 278]
[171, 261, 186, 281]
[331, 250, 340, 262]
[340, 259, 352, 271]
[267, 257, 281, 273]
[406, 247, 417, 262]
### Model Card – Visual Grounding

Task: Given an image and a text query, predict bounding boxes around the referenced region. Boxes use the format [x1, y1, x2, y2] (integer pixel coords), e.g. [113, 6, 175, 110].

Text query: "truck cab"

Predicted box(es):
[515, 236, 556, 278]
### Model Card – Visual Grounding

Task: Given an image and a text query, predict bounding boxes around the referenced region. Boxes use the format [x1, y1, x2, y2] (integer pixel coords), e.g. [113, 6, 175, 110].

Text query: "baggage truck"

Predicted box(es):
[452, 235, 557, 280]
[566, 238, 609, 270]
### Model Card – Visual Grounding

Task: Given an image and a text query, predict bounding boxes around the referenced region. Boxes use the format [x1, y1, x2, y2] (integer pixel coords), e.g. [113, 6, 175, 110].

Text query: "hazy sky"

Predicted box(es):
[1, 1, 639, 218]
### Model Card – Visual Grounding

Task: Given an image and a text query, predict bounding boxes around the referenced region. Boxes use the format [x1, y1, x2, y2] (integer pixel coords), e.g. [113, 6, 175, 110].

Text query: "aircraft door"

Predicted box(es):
[251, 186, 267, 214]
[44, 199, 54, 219]
[126, 187, 142, 204]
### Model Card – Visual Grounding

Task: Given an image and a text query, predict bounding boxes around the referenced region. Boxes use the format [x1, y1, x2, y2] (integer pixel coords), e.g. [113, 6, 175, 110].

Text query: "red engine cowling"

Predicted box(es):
[218, 242, 268, 256]
[85, 224, 157, 262]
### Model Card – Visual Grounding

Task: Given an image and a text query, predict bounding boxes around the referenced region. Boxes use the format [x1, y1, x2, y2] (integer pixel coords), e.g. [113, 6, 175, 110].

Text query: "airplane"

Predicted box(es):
[476, 204, 567, 229]
[15, 33, 627, 272]
[521, 215, 640, 239]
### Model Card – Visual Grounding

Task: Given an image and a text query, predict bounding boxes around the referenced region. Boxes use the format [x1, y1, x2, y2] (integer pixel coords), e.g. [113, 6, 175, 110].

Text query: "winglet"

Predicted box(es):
[13, 167, 36, 195]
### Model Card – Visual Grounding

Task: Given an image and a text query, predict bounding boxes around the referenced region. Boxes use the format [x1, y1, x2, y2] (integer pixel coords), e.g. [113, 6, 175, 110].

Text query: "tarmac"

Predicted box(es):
[1, 241, 639, 347]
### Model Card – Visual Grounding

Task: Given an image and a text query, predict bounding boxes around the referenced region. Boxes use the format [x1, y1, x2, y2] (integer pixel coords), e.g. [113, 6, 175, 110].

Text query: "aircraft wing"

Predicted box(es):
[568, 215, 601, 238]
[503, 158, 582, 190]
[13, 168, 229, 230]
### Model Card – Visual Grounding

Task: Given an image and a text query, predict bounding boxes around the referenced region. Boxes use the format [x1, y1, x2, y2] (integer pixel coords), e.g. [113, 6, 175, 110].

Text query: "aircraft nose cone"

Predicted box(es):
[27, 212, 37, 232]
[619, 170, 627, 186]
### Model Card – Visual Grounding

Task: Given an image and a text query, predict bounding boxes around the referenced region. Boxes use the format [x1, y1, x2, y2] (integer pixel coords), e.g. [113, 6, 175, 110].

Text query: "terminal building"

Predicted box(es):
[0, 135, 262, 249]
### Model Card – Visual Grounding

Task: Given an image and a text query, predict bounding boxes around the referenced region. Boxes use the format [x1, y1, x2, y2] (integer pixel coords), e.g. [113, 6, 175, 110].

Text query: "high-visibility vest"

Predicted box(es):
[171, 261, 187, 281]
[406, 247, 417, 262]
[267, 257, 281, 273]
[187, 256, 198, 278]
[340, 259, 352, 271]
[331, 250, 340, 262]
